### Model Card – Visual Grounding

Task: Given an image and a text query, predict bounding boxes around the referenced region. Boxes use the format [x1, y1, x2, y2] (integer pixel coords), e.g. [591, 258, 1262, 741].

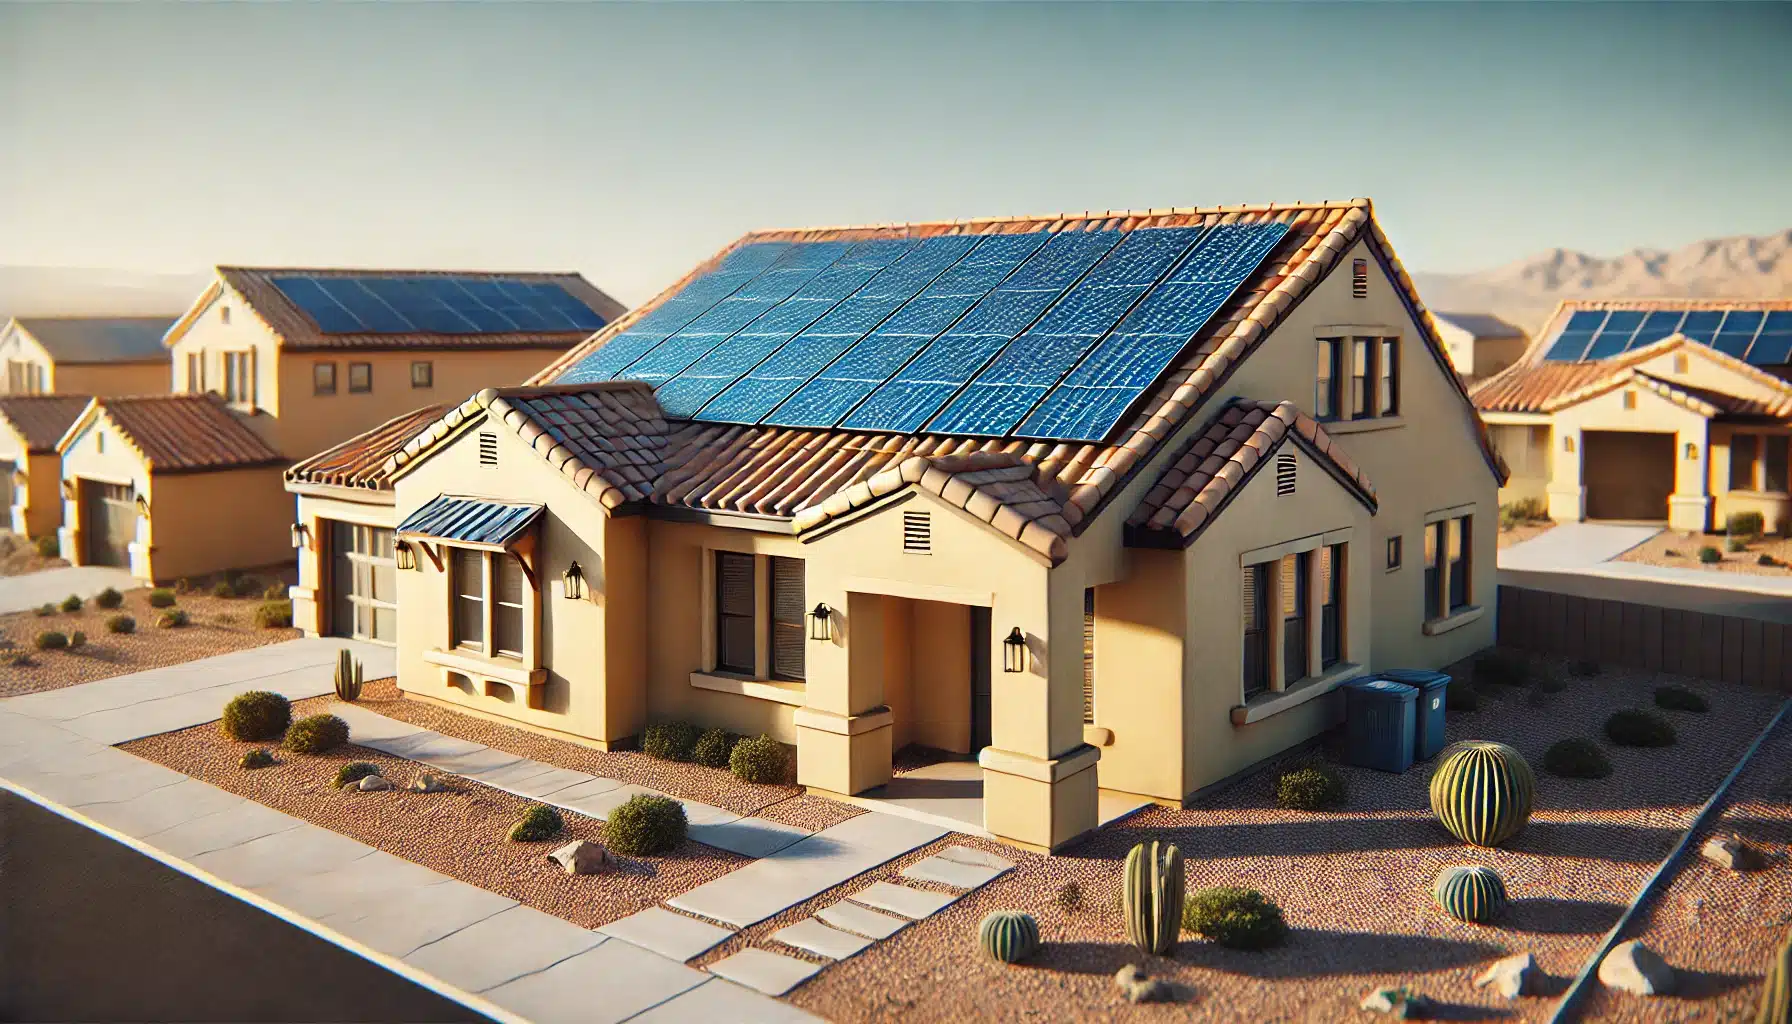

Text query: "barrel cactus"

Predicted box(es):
[1429, 740, 1534, 846]
[1432, 864, 1507, 923]
[1123, 840, 1185, 955]
[1760, 927, 1792, 1022]
[977, 910, 1041, 964]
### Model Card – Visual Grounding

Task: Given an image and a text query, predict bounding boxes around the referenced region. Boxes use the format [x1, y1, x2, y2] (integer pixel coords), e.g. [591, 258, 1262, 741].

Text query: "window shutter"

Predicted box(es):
[902, 511, 931, 554]
[478, 432, 498, 467]
[769, 556, 806, 681]
[1275, 451, 1297, 495]
[717, 552, 754, 617]
[1082, 588, 1095, 725]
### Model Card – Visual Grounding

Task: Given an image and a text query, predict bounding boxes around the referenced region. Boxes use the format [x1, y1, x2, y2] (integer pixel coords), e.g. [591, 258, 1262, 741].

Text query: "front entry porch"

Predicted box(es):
[838, 750, 1153, 839]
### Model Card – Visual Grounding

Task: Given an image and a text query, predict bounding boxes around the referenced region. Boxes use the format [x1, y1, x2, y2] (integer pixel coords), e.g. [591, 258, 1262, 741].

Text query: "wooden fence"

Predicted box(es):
[1496, 584, 1792, 692]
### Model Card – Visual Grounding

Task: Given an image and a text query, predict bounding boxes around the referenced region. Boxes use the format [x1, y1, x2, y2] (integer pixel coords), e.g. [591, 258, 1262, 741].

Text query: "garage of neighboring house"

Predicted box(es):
[330, 521, 397, 642]
[1582, 431, 1676, 521]
[79, 479, 138, 567]
[0, 396, 91, 539]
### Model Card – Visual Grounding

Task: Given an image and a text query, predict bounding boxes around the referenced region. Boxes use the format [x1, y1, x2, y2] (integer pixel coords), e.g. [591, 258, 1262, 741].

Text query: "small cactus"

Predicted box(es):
[1759, 926, 1792, 1023]
[334, 648, 364, 702]
[1123, 839, 1185, 956]
[1433, 864, 1508, 923]
[977, 910, 1040, 964]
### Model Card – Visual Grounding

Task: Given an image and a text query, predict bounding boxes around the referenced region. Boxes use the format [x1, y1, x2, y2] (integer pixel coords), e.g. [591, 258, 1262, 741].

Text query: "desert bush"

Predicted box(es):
[106, 614, 135, 634]
[35, 535, 57, 558]
[1761, 553, 1780, 567]
[34, 631, 67, 651]
[1654, 685, 1710, 712]
[147, 588, 177, 608]
[1275, 764, 1347, 811]
[333, 762, 382, 788]
[254, 600, 293, 628]
[1473, 650, 1530, 688]
[729, 733, 789, 784]
[220, 690, 292, 741]
[1543, 737, 1612, 779]
[691, 727, 738, 769]
[34, 604, 53, 617]
[158, 609, 190, 628]
[232, 575, 263, 598]
[6, 651, 31, 667]
[263, 582, 286, 600]
[69, 631, 86, 650]
[1699, 546, 1723, 564]
[173, 577, 192, 595]
[1605, 709, 1677, 747]
[602, 793, 687, 854]
[509, 803, 565, 843]
[212, 580, 235, 598]
[1055, 880, 1084, 912]
[60, 594, 82, 613]
[1729, 537, 1749, 553]
[239, 748, 274, 769]
[283, 713, 349, 754]
[1729, 510, 1767, 539]
[641, 720, 699, 762]
[1183, 887, 1287, 950]
[94, 587, 123, 610]
[1446, 681, 1481, 712]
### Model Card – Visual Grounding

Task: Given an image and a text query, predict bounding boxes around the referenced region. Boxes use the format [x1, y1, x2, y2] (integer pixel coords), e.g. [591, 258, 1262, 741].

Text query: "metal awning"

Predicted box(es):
[397, 495, 544, 549]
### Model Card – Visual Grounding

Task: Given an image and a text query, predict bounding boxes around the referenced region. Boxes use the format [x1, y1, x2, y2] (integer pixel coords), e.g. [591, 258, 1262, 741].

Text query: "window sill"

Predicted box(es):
[1320, 415, 1405, 435]
[690, 671, 806, 707]
[1232, 662, 1363, 726]
[1423, 604, 1485, 636]
[424, 647, 544, 686]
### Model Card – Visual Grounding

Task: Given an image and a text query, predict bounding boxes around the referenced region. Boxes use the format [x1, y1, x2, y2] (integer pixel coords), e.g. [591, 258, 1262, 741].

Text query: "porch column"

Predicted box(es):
[1546, 428, 1587, 522]
[794, 589, 894, 798]
[1668, 422, 1712, 532]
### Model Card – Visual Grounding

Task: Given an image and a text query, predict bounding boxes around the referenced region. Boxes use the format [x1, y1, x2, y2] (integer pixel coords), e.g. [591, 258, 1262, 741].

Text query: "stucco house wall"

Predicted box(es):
[1545, 381, 1710, 530]
[0, 425, 66, 538]
[57, 416, 154, 578]
[0, 323, 170, 397]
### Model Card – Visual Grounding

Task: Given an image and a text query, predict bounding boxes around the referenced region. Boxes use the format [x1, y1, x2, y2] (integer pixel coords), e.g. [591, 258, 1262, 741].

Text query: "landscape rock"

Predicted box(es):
[407, 772, 448, 794]
[1598, 940, 1676, 996]
[1113, 965, 1177, 1004]
[1360, 986, 1437, 1019]
[356, 774, 394, 792]
[1701, 835, 1760, 871]
[1473, 952, 1539, 999]
[548, 839, 610, 875]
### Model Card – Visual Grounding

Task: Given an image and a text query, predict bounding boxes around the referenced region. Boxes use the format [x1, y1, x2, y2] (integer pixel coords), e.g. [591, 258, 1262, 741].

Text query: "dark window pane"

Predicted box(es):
[1448, 517, 1471, 611]
[1767, 437, 1790, 493]
[1281, 553, 1307, 685]
[1732, 434, 1760, 491]
[411, 360, 434, 389]
[1379, 338, 1398, 415]
[1320, 544, 1342, 667]
[453, 548, 484, 650]
[718, 618, 755, 674]
[1351, 338, 1371, 419]
[1315, 339, 1338, 419]
[1424, 523, 1442, 619]
[715, 551, 756, 673]
[1242, 563, 1269, 697]
[769, 555, 805, 681]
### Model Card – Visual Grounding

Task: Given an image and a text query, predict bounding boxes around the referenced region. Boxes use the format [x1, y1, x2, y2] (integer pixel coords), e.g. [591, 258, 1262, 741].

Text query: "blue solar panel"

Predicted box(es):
[1018, 221, 1292, 442]
[267, 277, 364, 334]
[1749, 312, 1792, 364]
[1542, 311, 1607, 361]
[271, 274, 608, 339]
[1712, 311, 1764, 359]
[1581, 311, 1644, 360]
[314, 279, 414, 333]
[1628, 310, 1686, 350]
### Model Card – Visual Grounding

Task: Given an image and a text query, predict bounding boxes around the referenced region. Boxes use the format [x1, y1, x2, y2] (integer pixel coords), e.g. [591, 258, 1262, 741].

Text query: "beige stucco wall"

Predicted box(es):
[1484, 418, 1552, 508]
[1710, 422, 1792, 535]
[57, 413, 153, 577]
[0, 325, 50, 395]
[1545, 382, 1710, 530]
[0, 427, 65, 538]
[52, 362, 170, 399]
[289, 490, 400, 637]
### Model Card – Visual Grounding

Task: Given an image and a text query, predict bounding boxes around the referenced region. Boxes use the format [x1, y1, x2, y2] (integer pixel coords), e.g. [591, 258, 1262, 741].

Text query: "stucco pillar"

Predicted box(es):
[1668, 422, 1712, 533]
[1546, 428, 1586, 522]
[795, 590, 893, 797]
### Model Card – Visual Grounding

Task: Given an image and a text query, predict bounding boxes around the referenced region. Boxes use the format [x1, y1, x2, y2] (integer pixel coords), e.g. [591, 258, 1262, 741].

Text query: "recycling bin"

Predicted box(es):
[1378, 669, 1452, 761]
[1341, 677, 1417, 773]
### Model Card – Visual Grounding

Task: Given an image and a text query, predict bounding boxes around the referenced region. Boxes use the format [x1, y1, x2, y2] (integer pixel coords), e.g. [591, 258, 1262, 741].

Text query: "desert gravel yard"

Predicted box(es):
[1499, 520, 1557, 550]
[0, 531, 66, 576]
[1619, 530, 1792, 577]
[782, 657, 1783, 1023]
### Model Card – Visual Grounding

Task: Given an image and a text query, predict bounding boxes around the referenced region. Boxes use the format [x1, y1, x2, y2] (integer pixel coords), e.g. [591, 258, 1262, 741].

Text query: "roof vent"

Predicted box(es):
[478, 431, 498, 467]
[902, 511, 931, 554]
[1351, 259, 1369, 299]
[1275, 451, 1297, 496]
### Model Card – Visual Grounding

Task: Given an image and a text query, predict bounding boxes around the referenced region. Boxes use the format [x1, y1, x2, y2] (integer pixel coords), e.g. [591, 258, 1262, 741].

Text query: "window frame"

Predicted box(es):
[1279, 552, 1309, 689]
[1320, 543, 1343, 670]
[348, 362, 373, 394]
[1378, 337, 1399, 415]
[314, 361, 337, 396]
[1731, 432, 1791, 495]
[1422, 511, 1475, 622]
[714, 550, 757, 675]
[222, 350, 255, 405]
[411, 360, 434, 390]
[447, 544, 539, 664]
[767, 555, 806, 681]
[451, 547, 487, 654]
[1350, 338, 1373, 421]
[1241, 562, 1271, 699]
[1315, 337, 1342, 420]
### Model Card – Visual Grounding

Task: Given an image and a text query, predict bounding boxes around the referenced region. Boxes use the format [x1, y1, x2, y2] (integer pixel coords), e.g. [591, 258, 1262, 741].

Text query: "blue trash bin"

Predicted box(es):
[1342, 678, 1417, 773]
[1379, 669, 1452, 761]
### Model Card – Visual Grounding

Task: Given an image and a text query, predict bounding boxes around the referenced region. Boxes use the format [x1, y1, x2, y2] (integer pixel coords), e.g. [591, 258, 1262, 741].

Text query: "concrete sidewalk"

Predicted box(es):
[1497, 522, 1661, 572]
[0, 566, 137, 615]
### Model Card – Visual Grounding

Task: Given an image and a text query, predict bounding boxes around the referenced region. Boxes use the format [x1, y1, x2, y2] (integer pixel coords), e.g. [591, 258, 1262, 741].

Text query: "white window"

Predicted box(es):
[452, 547, 535, 661]
[223, 351, 254, 405]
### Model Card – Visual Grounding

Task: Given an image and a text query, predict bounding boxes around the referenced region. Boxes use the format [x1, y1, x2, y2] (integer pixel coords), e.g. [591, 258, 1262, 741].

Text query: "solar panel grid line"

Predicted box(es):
[268, 276, 364, 334]
[1541, 310, 1609, 362]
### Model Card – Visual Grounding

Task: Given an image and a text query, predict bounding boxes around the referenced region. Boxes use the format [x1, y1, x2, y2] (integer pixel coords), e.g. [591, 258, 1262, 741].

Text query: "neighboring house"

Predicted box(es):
[284, 404, 450, 643]
[1431, 311, 1528, 384]
[0, 396, 91, 539]
[0, 317, 176, 396]
[327, 200, 1500, 853]
[1472, 299, 1792, 532]
[55, 394, 288, 581]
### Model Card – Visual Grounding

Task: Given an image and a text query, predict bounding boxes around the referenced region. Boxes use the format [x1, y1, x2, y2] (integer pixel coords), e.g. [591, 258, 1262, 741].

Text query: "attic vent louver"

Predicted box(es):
[478, 432, 498, 467]
[902, 511, 931, 554]
[1275, 452, 1297, 496]
[1351, 259, 1369, 299]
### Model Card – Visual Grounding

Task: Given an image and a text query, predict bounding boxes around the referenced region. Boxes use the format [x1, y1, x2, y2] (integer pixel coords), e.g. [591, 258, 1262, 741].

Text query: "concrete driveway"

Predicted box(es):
[0, 566, 138, 615]
[1497, 522, 1661, 572]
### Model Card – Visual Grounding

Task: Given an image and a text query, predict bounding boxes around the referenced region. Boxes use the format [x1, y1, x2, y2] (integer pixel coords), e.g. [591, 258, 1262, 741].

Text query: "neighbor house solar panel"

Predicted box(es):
[1749, 312, 1792, 364]
[1580, 311, 1644, 361]
[271, 274, 609, 338]
[267, 276, 365, 334]
[1628, 310, 1687, 350]
[1542, 311, 1607, 361]
[1712, 311, 1764, 359]
[1678, 311, 1726, 345]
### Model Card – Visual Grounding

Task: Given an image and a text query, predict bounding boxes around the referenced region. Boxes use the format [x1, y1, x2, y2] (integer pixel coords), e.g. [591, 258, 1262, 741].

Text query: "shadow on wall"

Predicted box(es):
[0, 789, 492, 1024]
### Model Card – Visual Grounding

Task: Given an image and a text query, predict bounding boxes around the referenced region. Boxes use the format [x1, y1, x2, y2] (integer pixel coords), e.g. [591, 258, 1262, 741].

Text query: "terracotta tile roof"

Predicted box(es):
[1469, 361, 1626, 413]
[285, 403, 450, 491]
[12, 317, 176, 364]
[65, 394, 285, 473]
[198, 267, 627, 353]
[529, 200, 1505, 537]
[0, 395, 93, 453]
[1126, 399, 1377, 543]
[1472, 333, 1792, 419]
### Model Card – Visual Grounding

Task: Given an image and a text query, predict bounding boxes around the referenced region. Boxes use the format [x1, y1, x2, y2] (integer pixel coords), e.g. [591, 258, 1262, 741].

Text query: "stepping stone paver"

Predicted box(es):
[458, 757, 571, 793]
[511, 766, 607, 800]
[483, 936, 710, 1024]
[771, 918, 874, 960]
[848, 881, 961, 919]
[814, 899, 910, 940]
[628, 977, 825, 1023]
[598, 906, 735, 962]
[404, 903, 608, 995]
[706, 947, 825, 997]
[938, 844, 1015, 870]
[901, 852, 1011, 889]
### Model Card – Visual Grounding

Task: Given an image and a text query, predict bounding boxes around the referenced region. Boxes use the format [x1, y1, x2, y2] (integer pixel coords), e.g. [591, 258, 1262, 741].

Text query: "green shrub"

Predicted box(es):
[6, 651, 31, 667]
[94, 587, 123, 610]
[1182, 887, 1287, 950]
[283, 713, 349, 754]
[602, 793, 687, 854]
[157, 609, 189, 629]
[35, 535, 57, 558]
[34, 603, 53, 617]
[68, 631, 86, 650]
[333, 762, 382, 788]
[508, 803, 565, 843]
[1275, 764, 1347, 811]
[1654, 685, 1710, 713]
[254, 600, 293, 629]
[232, 575, 263, 598]
[1446, 681, 1481, 712]
[1473, 650, 1530, 688]
[691, 728, 738, 769]
[106, 614, 135, 634]
[173, 577, 192, 595]
[239, 748, 275, 770]
[1567, 659, 1600, 678]
[147, 588, 177, 608]
[729, 733, 789, 784]
[220, 690, 292, 741]
[1699, 546, 1723, 564]
[1605, 709, 1677, 747]
[1729, 537, 1749, 553]
[1729, 510, 1767, 539]
[641, 720, 699, 762]
[263, 582, 286, 601]
[212, 580, 235, 598]
[1543, 737, 1612, 779]
[34, 631, 67, 651]
[1761, 553, 1779, 567]
[60, 594, 82, 613]
[1055, 880, 1084, 912]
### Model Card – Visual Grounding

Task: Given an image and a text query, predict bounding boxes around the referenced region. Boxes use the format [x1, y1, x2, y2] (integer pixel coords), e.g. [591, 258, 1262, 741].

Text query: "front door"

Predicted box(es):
[970, 606, 992, 751]
[80, 480, 134, 567]
[330, 521, 397, 643]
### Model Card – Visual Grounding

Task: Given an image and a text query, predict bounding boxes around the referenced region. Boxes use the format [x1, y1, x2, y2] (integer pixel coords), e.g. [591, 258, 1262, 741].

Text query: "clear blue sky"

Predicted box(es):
[2, 2, 1788, 303]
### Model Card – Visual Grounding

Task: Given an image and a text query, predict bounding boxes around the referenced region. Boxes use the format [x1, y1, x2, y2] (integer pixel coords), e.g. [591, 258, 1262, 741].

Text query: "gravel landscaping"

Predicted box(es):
[0, 582, 299, 697]
[1619, 529, 1792, 577]
[0, 531, 67, 576]
[1499, 520, 1557, 549]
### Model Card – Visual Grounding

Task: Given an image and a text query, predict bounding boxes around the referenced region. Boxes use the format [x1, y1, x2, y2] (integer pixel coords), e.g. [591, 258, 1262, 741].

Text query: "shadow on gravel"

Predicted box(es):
[1672, 968, 1760, 1000]
[1502, 897, 1625, 935]
[1030, 930, 1505, 980]
[1087, 816, 1676, 864]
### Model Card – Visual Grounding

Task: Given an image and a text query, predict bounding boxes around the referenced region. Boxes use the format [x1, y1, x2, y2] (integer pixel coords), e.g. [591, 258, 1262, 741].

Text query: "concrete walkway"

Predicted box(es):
[0, 565, 137, 615]
[1497, 522, 1661, 572]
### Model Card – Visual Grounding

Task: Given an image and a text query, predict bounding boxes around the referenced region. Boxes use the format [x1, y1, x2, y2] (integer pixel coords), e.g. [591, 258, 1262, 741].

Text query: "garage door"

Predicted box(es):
[1583, 431, 1675, 521]
[80, 480, 136, 567]
[330, 521, 396, 643]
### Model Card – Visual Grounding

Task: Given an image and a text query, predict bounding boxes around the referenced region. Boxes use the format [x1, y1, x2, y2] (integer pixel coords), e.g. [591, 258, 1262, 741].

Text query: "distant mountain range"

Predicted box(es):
[0, 266, 207, 321]
[1413, 227, 1792, 336]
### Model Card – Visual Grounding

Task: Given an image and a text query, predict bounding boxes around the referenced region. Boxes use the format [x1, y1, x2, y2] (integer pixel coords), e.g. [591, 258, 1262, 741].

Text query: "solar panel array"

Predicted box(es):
[1542, 307, 1792, 365]
[271, 275, 608, 336]
[556, 222, 1292, 443]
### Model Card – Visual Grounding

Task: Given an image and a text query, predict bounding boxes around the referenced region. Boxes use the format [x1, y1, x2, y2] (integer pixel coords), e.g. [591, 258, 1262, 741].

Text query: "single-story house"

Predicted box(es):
[0, 317, 175, 396]
[1472, 299, 1792, 532]
[56, 394, 289, 581]
[298, 200, 1502, 852]
[0, 396, 91, 539]
[1431, 311, 1528, 385]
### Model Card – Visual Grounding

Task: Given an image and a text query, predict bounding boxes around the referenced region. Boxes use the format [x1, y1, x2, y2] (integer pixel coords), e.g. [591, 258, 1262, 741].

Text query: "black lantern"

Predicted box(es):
[808, 602, 832, 641]
[1002, 627, 1028, 673]
[562, 561, 585, 601]
[394, 540, 417, 571]
[290, 522, 308, 550]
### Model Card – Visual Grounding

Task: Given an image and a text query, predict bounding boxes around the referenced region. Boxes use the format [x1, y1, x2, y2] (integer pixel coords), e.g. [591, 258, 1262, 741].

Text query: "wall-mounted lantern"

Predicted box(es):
[1685, 443, 1700, 461]
[134, 495, 151, 520]
[562, 561, 585, 600]
[1002, 627, 1028, 673]
[394, 540, 418, 571]
[60, 479, 75, 501]
[1563, 435, 1576, 454]
[808, 602, 833, 641]
[290, 522, 309, 549]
